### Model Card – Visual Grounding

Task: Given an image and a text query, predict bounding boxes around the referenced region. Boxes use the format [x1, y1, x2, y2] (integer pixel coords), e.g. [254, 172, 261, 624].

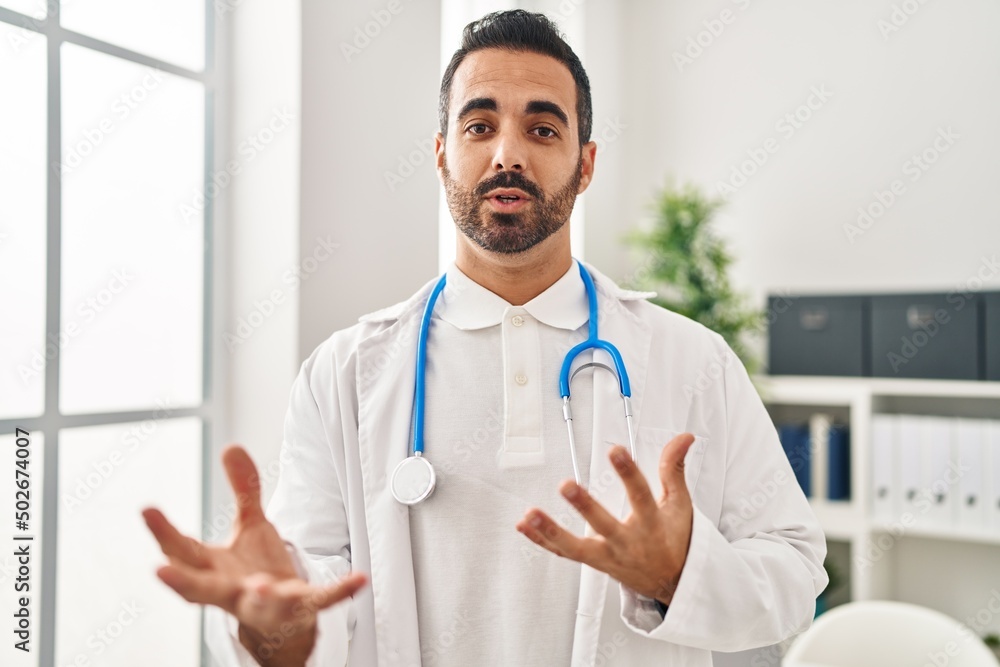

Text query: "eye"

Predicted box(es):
[533, 127, 557, 138]
[466, 123, 491, 135]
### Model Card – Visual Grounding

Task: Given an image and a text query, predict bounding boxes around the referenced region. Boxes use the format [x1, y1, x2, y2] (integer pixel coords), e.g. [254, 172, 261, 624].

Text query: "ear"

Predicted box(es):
[577, 140, 597, 194]
[435, 132, 445, 171]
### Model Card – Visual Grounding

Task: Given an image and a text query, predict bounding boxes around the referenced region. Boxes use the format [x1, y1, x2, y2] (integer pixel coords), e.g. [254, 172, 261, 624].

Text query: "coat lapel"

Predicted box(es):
[571, 269, 653, 666]
[356, 285, 431, 667]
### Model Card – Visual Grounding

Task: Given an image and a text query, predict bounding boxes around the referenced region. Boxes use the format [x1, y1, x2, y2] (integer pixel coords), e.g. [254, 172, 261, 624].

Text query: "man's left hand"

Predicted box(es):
[516, 432, 695, 606]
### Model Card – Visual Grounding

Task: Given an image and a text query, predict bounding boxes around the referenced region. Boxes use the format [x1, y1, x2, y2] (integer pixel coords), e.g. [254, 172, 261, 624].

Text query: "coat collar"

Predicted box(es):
[358, 260, 656, 326]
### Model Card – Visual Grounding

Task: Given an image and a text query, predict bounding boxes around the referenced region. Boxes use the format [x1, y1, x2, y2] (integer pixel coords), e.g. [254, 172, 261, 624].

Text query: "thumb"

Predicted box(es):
[659, 433, 695, 499]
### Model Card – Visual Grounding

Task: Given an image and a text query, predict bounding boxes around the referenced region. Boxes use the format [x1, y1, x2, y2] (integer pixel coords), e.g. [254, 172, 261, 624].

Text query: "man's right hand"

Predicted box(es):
[142, 445, 367, 666]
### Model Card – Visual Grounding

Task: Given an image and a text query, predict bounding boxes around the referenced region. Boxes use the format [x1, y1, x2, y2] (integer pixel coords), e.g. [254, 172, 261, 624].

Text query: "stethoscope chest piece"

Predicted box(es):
[390, 454, 436, 505]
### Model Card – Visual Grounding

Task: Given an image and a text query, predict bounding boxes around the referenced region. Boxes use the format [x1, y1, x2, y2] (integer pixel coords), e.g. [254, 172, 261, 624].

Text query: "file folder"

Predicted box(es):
[920, 416, 955, 529]
[871, 414, 897, 522]
[956, 418, 986, 531]
[990, 420, 1000, 532]
[779, 423, 811, 497]
[827, 424, 851, 501]
[898, 415, 923, 523]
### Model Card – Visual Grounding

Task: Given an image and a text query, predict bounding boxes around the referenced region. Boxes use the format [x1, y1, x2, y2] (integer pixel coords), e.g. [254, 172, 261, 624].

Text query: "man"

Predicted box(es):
[144, 10, 828, 666]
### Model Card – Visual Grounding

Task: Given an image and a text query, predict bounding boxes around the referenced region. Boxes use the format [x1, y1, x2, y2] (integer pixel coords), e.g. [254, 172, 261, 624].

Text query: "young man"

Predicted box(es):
[144, 10, 828, 666]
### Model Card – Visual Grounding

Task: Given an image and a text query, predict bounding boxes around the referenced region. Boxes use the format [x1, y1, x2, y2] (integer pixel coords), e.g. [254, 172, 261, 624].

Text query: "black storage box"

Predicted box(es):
[986, 292, 1000, 381]
[767, 295, 867, 376]
[870, 292, 980, 380]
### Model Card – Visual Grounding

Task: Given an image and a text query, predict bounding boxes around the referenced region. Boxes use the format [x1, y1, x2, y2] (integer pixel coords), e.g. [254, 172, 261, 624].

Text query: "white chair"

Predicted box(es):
[783, 600, 1000, 667]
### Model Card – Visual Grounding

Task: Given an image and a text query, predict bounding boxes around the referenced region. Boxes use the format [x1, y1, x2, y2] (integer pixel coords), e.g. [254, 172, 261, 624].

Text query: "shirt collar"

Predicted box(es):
[437, 259, 590, 331]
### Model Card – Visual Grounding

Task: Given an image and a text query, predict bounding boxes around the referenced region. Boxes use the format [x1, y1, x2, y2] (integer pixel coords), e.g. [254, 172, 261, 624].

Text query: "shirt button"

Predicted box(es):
[515, 374, 528, 385]
[511, 315, 525, 327]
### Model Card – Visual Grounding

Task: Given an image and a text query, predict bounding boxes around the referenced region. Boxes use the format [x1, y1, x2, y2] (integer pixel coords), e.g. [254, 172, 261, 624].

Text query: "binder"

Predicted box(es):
[956, 418, 986, 531]
[809, 413, 831, 501]
[827, 423, 851, 501]
[898, 415, 923, 523]
[989, 420, 1000, 532]
[779, 423, 812, 497]
[871, 414, 897, 522]
[920, 416, 956, 529]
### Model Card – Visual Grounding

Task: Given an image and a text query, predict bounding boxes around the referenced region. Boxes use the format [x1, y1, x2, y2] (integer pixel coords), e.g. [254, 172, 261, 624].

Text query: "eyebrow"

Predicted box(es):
[456, 97, 571, 130]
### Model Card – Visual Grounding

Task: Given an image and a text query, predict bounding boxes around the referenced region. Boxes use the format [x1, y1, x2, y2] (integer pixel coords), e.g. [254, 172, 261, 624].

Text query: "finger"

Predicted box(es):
[142, 508, 210, 568]
[297, 573, 368, 613]
[659, 433, 695, 499]
[238, 573, 367, 625]
[609, 445, 658, 518]
[157, 561, 240, 609]
[559, 480, 622, 539]
[516, 509, 605, 566]
[222, 445, 265, 525]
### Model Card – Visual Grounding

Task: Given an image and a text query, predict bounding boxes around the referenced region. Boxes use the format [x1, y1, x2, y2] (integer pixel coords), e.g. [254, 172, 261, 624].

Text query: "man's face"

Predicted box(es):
[435, 48, 596, 255]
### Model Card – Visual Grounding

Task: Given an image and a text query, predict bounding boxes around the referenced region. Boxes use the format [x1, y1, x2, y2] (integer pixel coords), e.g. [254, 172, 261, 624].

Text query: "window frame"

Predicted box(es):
[0, 3, 220, 665]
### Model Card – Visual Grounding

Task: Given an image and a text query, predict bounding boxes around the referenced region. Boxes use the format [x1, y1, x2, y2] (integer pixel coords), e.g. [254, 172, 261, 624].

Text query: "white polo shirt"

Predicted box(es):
[410, 259, 597, 666]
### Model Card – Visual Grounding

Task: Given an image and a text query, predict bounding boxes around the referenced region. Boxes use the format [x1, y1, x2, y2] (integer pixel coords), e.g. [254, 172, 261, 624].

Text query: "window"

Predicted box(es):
[0, 2, 216, 664]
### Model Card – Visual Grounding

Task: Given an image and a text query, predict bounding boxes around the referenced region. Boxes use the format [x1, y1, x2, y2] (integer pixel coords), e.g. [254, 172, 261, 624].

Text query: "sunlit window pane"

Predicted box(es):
[0, 22, 47, 419]
[60, 43, 204, 415]
[60, 0, 205, 72]
[0, 0, 46, 19]
[0, 430, 43, 667]
[57, 418, 201, 667]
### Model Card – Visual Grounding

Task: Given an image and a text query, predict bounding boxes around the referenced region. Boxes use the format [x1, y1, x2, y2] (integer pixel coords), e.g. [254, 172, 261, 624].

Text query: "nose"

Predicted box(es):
[491, 130, 527, 173]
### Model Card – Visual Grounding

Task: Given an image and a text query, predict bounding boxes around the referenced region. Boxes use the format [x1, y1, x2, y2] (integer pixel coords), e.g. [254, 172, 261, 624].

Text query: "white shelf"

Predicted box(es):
[755, 374, 1000, 618]
[757, 375, 1000, 401]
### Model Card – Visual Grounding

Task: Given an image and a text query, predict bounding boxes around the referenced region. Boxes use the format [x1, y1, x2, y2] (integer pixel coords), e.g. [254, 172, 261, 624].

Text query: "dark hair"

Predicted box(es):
[438, 10, 592, 147]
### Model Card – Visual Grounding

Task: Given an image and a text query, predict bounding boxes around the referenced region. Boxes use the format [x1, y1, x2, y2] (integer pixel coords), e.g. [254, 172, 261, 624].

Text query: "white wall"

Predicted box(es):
[299, 0, 442, 356]
[584, 0, 1000, 312]
[218, 0, 301, 508]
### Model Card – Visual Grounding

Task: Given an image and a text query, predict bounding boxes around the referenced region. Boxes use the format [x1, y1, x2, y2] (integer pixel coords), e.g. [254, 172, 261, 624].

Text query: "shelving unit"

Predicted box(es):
[754, 375, 1000, 634]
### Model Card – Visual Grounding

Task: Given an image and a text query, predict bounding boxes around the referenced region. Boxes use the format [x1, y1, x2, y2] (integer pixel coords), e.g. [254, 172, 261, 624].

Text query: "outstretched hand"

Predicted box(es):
[516, 433, 695, 605]
[142, 445, 366, 662]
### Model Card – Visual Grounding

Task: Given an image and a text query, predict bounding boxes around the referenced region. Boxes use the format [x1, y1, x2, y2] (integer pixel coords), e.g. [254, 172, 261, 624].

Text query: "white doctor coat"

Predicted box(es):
[206, 262, 828, 667]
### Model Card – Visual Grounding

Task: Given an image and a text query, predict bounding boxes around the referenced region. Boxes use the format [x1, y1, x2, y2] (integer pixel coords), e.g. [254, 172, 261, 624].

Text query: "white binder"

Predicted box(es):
[955, 418, 986, 531]
[871, 414, 897, 522]
[989, 420, 1000, 533]
[898, 415, 924, 524]
[920, 416, 956, 529]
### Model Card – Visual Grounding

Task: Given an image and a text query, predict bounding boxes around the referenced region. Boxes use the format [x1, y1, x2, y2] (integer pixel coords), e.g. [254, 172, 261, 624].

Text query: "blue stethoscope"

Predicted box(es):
[390, 260, 637, 505]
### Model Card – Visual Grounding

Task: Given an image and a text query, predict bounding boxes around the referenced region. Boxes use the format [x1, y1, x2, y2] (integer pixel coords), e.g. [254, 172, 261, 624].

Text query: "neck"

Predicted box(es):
[454, 233, 573, 306]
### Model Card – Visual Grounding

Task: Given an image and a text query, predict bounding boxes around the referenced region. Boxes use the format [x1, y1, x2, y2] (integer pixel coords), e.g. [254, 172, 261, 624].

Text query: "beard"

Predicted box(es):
[441, 153, 583, 255]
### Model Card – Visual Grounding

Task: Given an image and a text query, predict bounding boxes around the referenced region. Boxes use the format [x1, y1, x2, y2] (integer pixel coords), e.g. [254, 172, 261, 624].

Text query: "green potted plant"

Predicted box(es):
[626, 182, 764, 374]
[815, 556, 844, 617]
[983, 633, 1000, 661]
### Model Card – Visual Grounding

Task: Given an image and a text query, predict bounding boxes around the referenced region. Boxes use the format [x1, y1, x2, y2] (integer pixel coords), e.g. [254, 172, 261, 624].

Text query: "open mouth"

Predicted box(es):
[488, 195, 529, 211]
